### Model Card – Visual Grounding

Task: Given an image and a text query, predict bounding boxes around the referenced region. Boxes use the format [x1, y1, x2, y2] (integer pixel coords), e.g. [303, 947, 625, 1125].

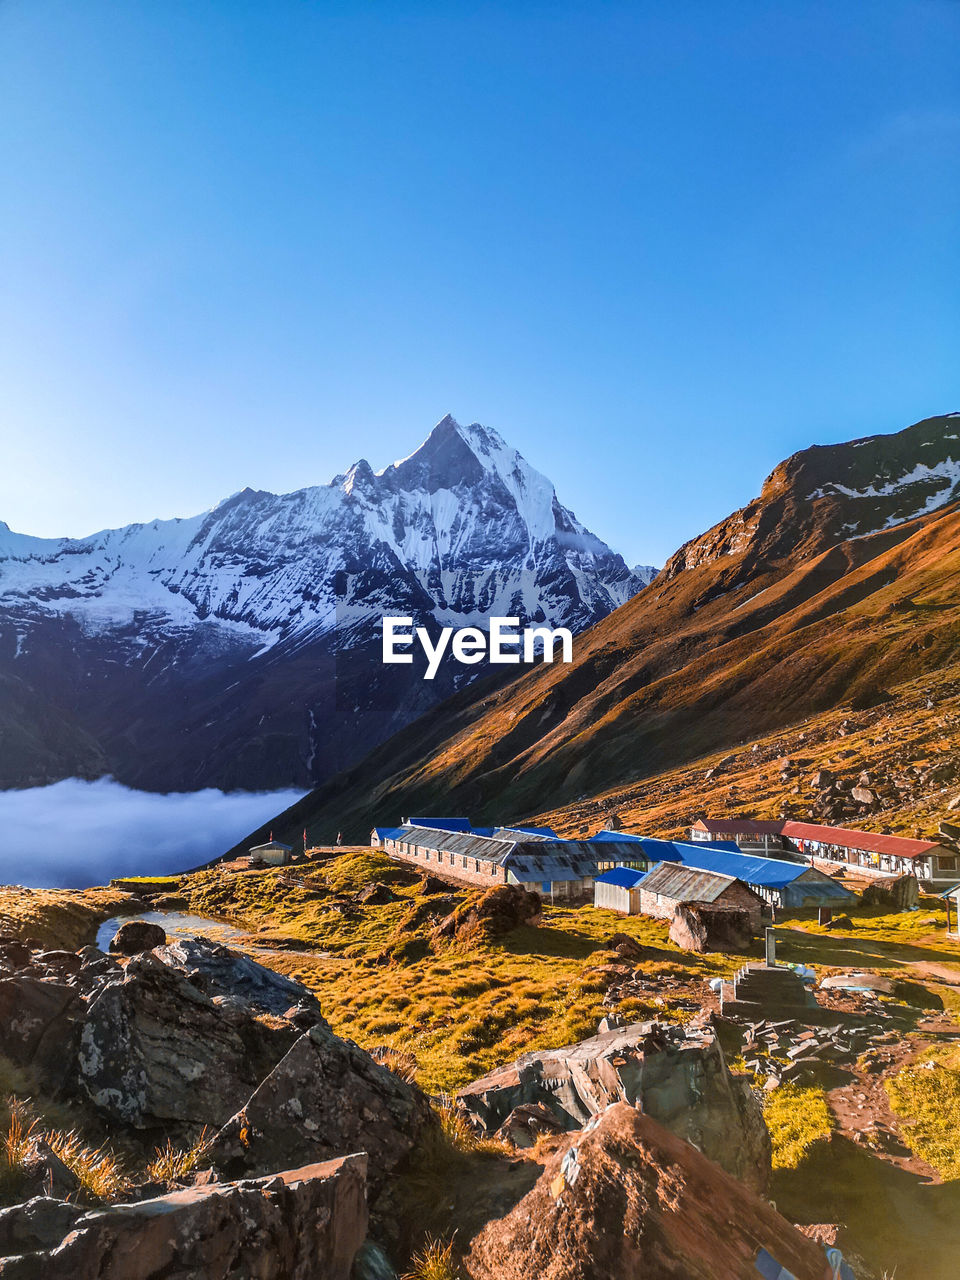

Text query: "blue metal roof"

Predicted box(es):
[405, 817, 472, 832]
[596, 866, 648, 889]
[374, 827, 406, 841]
[590, 831, 741, 855]
[663, 844, 821, 888]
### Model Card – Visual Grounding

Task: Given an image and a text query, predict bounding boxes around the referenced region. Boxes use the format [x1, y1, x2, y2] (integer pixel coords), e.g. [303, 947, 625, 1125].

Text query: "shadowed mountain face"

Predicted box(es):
[236, 414, 960, 850]
[0, 416, 651, 791]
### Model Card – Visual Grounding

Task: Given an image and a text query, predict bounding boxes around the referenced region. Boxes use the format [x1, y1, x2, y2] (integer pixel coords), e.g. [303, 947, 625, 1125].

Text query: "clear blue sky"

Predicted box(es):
[1, 1, 958, 566]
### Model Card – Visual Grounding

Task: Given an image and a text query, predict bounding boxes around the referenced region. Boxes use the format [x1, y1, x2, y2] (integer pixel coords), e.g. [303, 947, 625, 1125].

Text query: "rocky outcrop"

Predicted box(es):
[456, 1021, 771, 1192]
[108, 920, 166, 955]
[155, 935, 324, 1018]
[462, 1103, 832, 1280]
[668, 904, 754, 953]
[208, 1024, 435, 1194]
[433, 886, 541, 944]
[0, 1156, 367, 1280]
[77, 951, 298, 1129]
[0, 977, 82, 1092]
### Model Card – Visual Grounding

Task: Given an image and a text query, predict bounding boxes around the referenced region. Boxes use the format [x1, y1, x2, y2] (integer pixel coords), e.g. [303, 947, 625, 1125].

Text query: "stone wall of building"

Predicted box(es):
[386, 842, 508, 888]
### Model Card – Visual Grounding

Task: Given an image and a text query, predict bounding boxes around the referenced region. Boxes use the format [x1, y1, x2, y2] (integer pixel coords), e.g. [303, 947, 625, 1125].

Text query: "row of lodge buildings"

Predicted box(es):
[591, 833, 855, 910]
[689, 818, 958, 883]
[372, 818, 647, 900]
[372, 818, 856, 908]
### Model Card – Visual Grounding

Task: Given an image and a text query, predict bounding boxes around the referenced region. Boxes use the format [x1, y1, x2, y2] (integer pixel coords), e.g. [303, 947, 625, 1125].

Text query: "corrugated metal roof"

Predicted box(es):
[665, 844, 831, 889]
[694, 816, 944, 860]
[394, 825, 518, 865]
[250, 840, 291, 852]
[637, 861, 743, 903]
[507, 851, 602, 882]
[496, 825, 558, 839]
[374, 827, 406, 840]
[780, 820, 942, 859]
[390, 825, 647, 878]
[591, 829, 647, 842]
[405, 817, 472, 832]
[693, 819, 786, 836]
[596, 867, 647, 889]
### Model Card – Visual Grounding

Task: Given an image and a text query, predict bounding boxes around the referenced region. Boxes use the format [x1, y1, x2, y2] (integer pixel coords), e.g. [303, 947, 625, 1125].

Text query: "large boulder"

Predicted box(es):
[77, 952, 295, 1129]
[861, 875, 920, 909]
[208, 1025, 435, 1195]
[0, 1156, 367, 1280]
[462, 1104, 833, 1280]
[108, 920, 166, 955]
[434, 885, 541, 944]
[456, 1021, 771, 1193]
[668, 904, 754, 953]
[0, 977, 83, 1091]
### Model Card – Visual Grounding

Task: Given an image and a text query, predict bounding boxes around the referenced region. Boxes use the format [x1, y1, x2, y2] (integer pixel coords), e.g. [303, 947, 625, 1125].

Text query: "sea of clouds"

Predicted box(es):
[0, 777, 306, 888]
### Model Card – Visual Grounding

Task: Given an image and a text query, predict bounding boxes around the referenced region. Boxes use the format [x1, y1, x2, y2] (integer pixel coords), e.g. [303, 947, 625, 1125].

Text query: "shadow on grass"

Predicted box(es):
[498, 924, 600, 959]
[776, 928, 960, 972]
[773, 1134, 960, 1280]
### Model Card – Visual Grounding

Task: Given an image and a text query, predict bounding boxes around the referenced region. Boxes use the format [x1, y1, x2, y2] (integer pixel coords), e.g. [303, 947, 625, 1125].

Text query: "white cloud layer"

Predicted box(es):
[0, 777, 305, 889]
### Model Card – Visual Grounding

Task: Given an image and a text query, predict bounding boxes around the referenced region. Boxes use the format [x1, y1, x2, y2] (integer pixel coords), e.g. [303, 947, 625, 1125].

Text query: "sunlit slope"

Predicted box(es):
[235, 414, 960, 848]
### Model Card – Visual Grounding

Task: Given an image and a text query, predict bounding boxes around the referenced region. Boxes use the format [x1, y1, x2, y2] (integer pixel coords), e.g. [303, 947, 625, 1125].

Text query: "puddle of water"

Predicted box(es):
[95, 911, 251, 953]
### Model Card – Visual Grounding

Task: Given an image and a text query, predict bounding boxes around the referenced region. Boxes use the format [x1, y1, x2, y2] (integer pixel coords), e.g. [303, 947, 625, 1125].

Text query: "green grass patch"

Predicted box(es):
[886, 1046, 960, 1178]
[763, 1082, 833, 1170]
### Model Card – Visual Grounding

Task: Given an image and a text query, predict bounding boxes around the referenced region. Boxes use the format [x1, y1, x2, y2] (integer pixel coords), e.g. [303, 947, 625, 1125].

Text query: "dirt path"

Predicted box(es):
[824, 1008, 960, 1179]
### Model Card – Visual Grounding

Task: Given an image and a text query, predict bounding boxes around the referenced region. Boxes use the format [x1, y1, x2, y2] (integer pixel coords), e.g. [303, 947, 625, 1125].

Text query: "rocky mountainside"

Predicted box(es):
[664, 412, 960, 578]
[0, 415, 650, 791]
[239, 413, 960, 847]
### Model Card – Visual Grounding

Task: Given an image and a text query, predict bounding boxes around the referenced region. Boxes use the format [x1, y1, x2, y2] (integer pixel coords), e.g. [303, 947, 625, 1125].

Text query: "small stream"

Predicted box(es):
[96, 910, 255, 953]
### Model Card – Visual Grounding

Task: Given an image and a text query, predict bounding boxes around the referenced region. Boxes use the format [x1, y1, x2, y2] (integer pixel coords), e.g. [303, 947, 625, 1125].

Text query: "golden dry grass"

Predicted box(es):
[146, 1128, 214, 1182]
[400, 1237, 459, 1280]
[0, 886, 139, 950]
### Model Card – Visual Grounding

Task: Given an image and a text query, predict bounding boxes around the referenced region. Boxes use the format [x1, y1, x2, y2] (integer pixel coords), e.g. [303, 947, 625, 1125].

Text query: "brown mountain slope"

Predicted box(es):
[234, 415, 960, 850]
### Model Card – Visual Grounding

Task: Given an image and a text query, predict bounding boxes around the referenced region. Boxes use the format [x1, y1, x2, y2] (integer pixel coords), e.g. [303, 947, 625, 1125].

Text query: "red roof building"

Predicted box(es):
[690, 817, 956, 883]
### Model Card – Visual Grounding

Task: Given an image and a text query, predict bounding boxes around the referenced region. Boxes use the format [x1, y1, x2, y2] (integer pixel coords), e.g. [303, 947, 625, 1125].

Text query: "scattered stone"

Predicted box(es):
[819, 971, 895, 995]
[415, 874, 448, 895]
[825, 915, 854, 930]
[494, 1103, 568, 1149]
[0, 976, 83, 1092]
[78, 952, 289, 1129]
[356, 883, 396, 906]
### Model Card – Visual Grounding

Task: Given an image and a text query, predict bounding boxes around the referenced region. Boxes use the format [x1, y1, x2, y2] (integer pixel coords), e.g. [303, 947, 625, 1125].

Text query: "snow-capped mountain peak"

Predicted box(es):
[0, 417, 654, 791]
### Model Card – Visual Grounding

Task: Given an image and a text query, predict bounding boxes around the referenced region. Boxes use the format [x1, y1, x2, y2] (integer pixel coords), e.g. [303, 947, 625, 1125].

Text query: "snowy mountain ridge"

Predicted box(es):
[0, 416, 646, 649]
[0, 415, 652, 792]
